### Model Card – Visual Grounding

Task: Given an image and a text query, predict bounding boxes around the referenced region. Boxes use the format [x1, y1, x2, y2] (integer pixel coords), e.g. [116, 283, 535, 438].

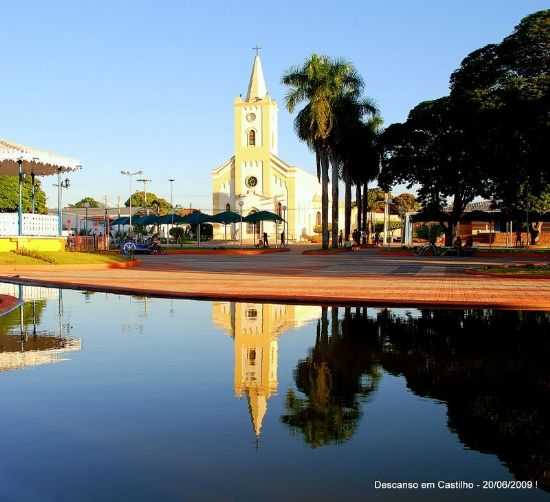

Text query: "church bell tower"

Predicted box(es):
[233, 50, 278, 200]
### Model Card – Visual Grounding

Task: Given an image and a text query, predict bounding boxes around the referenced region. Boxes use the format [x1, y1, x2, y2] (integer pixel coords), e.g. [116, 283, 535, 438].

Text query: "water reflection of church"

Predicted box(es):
[212, 302, 320, 437]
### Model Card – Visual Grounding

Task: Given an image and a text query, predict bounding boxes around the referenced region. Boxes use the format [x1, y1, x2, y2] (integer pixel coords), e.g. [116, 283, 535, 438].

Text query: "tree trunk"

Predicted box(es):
[362, 183, 368, 233]
[331, 306, 338, 338]
[344, 174, 351, 241]
[320, 149, 330, 250]
[355, 183, 362, 239]
[330, 154, 339, 249]
[530, 221, 542, 245]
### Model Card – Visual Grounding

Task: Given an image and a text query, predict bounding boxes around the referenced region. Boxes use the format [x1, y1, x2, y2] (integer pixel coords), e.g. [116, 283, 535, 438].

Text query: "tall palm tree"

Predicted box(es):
[331, 98, 379, 241]
[283, 55, 363, 249]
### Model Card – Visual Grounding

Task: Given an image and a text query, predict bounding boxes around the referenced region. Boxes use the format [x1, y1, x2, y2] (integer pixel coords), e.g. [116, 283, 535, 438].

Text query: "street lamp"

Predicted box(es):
[31, 157, 39, 214]
[53, 174, 71, 236]
[137, 178, 151, 214]
[239, 199, 244, 248]
[83, 202, 90, 235]
[17, 157, 23, 236]
[169, 178, 175, 228]
[121, 170, 143, 234]
[282, 205, 287, 248]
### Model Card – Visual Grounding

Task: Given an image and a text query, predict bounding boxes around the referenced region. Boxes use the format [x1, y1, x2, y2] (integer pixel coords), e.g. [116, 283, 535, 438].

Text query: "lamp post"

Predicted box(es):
[169, 178, 175, 227]
[83, 202, 90, 235]
[54, 175, 71, 236]
[17, 158, 23, 236]
[282, 205, 287, 248]
[31, 157, 39, 214]
[239, 199, 244, 248]
[137, 178, 151, 215]
[121, 170, 143, 235]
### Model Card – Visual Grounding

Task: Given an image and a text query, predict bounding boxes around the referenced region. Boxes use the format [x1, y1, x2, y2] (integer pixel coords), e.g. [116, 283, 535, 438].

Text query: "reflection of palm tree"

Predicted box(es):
[282, 307, 381, 448]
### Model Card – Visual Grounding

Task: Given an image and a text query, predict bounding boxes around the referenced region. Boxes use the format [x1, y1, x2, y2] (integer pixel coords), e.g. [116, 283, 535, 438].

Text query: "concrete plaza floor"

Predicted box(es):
[0, 248, 549, 310]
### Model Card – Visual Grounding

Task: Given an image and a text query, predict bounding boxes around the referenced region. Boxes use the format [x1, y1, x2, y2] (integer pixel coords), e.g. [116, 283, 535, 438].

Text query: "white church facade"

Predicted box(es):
[212, 53, 323, 242]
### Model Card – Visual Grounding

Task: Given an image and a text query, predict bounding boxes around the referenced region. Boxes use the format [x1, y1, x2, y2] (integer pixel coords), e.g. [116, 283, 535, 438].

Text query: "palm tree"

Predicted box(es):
[283, 55, 363, 249]
[330, 98, 380, 241]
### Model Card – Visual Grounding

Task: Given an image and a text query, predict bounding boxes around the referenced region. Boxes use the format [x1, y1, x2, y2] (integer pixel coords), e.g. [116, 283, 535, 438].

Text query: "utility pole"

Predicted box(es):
[169, 178, 175, 226]
[137, 178, 151, 215]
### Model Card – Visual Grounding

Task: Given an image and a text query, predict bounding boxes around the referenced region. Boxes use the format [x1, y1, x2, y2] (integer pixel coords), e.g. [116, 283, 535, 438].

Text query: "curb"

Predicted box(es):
[162, 248, 290, 255]
[108, 259, 141, 269]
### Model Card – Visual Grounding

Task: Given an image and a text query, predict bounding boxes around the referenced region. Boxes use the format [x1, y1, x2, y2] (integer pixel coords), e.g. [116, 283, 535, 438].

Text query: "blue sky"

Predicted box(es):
[1, 1, 547, 210]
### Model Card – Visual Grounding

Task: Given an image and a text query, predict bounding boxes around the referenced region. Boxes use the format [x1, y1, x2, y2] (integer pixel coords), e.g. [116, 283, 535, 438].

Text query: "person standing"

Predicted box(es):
[338, 230, 343, 248]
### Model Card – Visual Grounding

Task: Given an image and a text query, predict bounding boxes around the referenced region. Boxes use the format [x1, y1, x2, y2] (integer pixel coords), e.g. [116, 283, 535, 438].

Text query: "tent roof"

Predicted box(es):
[0, 138, 81, 176]
[211, 210, 242, 224]
[181, 211, 215, 225]
[243, 210, 284, 223]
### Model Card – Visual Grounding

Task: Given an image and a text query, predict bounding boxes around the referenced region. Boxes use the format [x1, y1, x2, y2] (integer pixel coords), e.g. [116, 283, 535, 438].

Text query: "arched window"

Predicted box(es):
[248, 129, 256, 146]
[316, 211, 321, 226]
[225, 203, 231, 211]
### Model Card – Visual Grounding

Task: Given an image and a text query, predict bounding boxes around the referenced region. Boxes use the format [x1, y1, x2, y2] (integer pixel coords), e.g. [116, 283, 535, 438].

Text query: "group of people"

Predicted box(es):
[346, 229, 381, 247]
[256, 231, 286, 248]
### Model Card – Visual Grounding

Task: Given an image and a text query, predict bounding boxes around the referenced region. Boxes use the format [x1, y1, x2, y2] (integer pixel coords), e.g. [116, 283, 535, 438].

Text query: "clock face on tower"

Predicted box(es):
[245, 176, 258, 188]
[246, 112, 256, 122]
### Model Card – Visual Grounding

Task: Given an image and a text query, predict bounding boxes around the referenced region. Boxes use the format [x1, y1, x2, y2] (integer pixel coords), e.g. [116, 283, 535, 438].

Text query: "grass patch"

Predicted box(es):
[477, 248, 550, 254]
[0, 250, 126, 266]
[479, 264, 550, 275]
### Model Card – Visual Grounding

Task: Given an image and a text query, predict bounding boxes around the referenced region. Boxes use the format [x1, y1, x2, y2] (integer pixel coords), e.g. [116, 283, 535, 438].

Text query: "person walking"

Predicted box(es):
[280, 231, 285, 247]
[263, 232, 269, 247]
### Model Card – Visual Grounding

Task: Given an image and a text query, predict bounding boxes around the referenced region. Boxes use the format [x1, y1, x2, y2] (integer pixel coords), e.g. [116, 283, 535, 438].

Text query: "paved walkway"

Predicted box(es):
[0, 249, 548, 310]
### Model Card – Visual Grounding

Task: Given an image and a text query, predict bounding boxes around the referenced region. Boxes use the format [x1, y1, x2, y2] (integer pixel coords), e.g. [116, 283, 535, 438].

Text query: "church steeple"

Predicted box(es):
[246, 54, 267, 101]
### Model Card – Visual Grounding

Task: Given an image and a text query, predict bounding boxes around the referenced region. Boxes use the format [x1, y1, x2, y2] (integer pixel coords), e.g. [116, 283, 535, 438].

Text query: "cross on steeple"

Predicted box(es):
[252, 45, 262, 56]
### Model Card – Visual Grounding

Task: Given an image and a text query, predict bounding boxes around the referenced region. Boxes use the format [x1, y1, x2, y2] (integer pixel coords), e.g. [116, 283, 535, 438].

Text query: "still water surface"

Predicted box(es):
[0, 283, 548, 501]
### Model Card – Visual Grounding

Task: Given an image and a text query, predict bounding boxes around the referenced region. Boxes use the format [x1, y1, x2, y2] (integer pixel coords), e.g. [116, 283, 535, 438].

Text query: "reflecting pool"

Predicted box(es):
[0, 283, 549, 501]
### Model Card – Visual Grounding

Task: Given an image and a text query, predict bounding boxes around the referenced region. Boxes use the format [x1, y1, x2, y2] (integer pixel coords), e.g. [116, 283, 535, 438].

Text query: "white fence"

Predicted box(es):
[0, 213, 59, 236]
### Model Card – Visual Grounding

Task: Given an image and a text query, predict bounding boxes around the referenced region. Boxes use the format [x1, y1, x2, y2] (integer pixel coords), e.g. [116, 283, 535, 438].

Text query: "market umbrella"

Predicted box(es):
[111, 217, 130, 226]
[243, 210, 284, 223]
[243, 211, 285, 247]
[157, 213, 187, 225]
[181, 211, 215, 247]
[211, 210, 241, 224]
[212, 210, 242, 241]
[132, 214, 160, 226]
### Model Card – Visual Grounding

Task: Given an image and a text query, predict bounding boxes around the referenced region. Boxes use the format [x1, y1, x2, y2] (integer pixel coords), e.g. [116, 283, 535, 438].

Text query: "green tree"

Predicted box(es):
[450, 9, 550, 244]
[0, 176, 47, 214]
[391, 192, 419, 215]
[283, 55, 364, 249]
[71, 196, 101, 208]
[125, 191, 171, 215]
[380, 97, 481, 246]
[330, 97, 381, 240]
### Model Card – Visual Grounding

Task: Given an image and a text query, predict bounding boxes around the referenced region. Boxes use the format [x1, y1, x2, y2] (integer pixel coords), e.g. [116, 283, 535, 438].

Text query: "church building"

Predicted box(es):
[212, 53, 323, 242]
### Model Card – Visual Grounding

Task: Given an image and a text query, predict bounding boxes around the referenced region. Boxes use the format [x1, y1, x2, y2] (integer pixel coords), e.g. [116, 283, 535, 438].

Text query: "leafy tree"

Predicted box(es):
[283, 55, 364, 249]
[415, 223, 445, 245]
[0, 176, 47, 214]
[391, 192, 419, 215]
[331, 98, 381, 240]
[450, 9, 550, 242]
[71, 197, 101, 208]
[124, 191, 171, 215]
[380, 97, 481, 246]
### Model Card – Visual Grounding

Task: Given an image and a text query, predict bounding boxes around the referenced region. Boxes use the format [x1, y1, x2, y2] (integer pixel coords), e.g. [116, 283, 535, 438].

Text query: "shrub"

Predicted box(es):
[415, 224, 444, 245]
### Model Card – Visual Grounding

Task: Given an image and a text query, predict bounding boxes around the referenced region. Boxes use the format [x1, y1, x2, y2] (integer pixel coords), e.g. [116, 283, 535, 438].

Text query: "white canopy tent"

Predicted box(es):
[0, 138, 81, 236]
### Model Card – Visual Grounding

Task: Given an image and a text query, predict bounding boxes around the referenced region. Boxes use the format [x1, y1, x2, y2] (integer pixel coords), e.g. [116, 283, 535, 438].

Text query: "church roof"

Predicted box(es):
[246, 54, 267, 101]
